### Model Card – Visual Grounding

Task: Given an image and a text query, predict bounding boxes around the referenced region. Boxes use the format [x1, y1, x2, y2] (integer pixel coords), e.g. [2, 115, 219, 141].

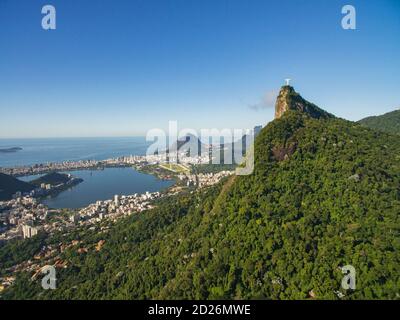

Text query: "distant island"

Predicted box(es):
[0, 147, 22, 153]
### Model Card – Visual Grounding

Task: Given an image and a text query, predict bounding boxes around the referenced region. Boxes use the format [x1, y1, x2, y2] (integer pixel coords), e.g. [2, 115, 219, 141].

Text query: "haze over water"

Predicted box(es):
[0, 137, 150, 168]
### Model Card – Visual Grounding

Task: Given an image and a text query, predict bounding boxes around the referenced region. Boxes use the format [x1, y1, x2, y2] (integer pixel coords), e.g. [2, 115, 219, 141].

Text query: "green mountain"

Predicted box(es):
[30, 172, 73, 187]
[358, 109, 400, 135]
[2, 87, 400, 300]
[0, 173, 35, 201]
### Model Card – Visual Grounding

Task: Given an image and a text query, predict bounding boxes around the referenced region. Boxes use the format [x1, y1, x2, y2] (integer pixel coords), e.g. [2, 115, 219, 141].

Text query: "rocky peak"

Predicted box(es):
[274, 85, 334, 120]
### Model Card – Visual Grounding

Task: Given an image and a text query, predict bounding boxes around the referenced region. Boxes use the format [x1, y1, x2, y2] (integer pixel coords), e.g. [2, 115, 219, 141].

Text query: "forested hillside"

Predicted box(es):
[358, 109, 400, 135]
[2, 106, 400, 300]
[0, 173, 34, 201]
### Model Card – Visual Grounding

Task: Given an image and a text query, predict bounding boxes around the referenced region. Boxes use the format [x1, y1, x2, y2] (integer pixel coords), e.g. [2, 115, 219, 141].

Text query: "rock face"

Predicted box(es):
[275, 85, 334, 119]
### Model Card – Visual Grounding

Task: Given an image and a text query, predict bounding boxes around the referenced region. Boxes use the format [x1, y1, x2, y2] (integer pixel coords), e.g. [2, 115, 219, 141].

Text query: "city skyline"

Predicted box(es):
[1, 0, 399, 138]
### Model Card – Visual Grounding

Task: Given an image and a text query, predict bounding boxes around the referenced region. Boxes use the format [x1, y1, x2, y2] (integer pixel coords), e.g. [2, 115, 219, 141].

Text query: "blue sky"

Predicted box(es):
[0, 0, 399, 138]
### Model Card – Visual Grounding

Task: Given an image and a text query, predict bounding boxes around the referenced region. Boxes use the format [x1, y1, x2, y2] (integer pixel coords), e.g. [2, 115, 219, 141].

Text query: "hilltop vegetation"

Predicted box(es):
[30, 172, 73, 187]
[0, 173, 34, 201]
[358, 109, 400, 135]
[2, 106, 400, 300]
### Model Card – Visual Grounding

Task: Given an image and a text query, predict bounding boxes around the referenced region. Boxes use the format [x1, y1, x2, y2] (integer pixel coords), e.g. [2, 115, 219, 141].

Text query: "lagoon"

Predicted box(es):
[20, 167, 173, 209]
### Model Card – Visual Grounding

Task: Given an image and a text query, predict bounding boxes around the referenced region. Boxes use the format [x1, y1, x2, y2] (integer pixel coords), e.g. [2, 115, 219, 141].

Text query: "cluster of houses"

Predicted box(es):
[0, 190, 163, 242]
[0, 196, 50, 241]
[178, 170, 234, 187]
[75, 191, 162, 224]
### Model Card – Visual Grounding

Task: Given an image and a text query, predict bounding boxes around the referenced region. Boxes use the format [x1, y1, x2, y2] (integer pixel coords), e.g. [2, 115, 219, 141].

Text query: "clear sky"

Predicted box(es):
[0, 0, 399, 138]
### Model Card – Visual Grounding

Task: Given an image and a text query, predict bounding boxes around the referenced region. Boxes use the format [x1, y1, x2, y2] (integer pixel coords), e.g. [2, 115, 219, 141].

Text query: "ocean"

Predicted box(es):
[0, 137, 151, 168]
[0, 137, 174, 209]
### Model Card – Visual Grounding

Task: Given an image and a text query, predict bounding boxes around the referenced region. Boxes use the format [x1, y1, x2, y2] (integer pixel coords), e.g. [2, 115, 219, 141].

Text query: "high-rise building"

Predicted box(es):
[70, 214, 79, 223]
[254, 125, 263, 137]
[22, 224, 38, 239]
[114, 195, 120, 206]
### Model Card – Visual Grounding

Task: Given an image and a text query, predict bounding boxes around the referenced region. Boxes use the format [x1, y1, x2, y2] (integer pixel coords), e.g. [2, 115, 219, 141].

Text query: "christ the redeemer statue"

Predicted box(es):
[285, 78, 291, 86]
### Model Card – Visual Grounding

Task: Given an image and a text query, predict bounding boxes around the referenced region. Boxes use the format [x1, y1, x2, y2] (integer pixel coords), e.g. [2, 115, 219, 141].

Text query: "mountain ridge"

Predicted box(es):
[2, 88, 400, 300]
[275, 86, 334, 120]
[358, 109, 400, 135]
